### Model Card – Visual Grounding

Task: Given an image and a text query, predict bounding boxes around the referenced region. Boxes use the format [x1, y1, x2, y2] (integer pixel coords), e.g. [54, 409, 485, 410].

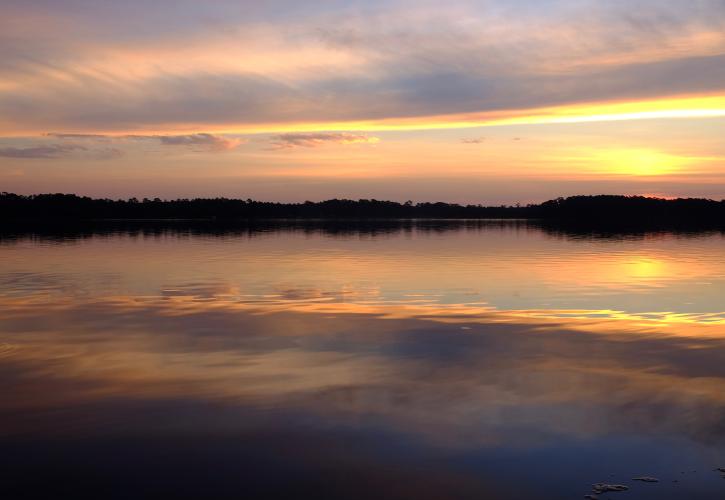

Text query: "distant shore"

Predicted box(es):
[2, 193, 724, 229]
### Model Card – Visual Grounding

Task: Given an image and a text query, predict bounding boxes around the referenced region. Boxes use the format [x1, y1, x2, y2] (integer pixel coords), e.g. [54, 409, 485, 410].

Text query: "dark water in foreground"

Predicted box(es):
[1, 222, 725, 499]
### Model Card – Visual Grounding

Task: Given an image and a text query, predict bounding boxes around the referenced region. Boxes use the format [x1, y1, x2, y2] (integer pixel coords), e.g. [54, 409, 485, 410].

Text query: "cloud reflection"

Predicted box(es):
[2, 225, 725, 497]
[1, 292, 725, 450]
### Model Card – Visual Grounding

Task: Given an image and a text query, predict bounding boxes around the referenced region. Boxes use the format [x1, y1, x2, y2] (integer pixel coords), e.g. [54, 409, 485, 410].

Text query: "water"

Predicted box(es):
[1, 222, 724, 499]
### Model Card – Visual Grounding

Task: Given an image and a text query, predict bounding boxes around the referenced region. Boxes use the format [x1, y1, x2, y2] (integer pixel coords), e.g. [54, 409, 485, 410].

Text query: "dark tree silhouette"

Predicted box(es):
[1, 193, 724, 229]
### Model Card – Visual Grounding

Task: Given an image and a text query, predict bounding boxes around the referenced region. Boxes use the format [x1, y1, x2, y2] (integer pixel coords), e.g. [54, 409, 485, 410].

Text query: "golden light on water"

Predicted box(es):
[626, 257, 668, 280]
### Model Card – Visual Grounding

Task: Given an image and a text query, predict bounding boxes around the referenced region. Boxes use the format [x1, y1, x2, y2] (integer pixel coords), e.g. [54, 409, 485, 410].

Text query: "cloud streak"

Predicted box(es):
[0, 144, 85, 159]
[157, 133, 242, 151]
[0, 142, 124, 160]
[269, 133, 380, 149]
[47, 132, 243, 152]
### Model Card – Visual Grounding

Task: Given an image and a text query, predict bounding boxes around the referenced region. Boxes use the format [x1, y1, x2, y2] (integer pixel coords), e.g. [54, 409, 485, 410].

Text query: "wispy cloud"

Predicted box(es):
[0, 142, 124, 160]
[0, 144, 85, 159]
[48, 132, 243, 152]
[45, 133, 109, 140]
[156, 133, 243, 151]
[269, 132, 379, 149]
[88, 147, 124, 160]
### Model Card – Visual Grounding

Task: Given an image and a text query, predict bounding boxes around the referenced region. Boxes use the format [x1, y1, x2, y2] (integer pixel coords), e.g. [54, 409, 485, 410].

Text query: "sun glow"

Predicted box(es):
[625, 257, 668, 280]
[592, 148, 688, 176]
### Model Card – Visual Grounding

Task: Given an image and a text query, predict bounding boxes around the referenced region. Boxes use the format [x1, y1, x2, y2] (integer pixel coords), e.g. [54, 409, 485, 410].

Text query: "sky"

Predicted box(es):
[1, 0, 725, 204]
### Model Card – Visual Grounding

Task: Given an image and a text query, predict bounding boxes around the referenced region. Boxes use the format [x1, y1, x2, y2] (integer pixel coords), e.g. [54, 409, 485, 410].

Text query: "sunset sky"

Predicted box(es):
[1, 0, 725, 203]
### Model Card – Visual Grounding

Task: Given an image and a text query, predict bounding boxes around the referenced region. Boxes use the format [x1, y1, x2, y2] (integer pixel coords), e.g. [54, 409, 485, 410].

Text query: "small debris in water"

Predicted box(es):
[593, 483, 629, 493]
[632, 476, 659, 483]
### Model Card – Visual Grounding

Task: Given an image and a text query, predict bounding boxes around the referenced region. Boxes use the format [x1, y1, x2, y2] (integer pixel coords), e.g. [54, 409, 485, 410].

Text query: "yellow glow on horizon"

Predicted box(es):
[590, 148, 688, 176]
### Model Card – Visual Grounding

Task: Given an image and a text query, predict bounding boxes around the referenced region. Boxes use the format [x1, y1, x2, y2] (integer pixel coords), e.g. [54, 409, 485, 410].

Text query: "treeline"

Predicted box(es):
[0, 193, 527, 219]
[1, 193, 724, 227]
[537, 195, 725, 227]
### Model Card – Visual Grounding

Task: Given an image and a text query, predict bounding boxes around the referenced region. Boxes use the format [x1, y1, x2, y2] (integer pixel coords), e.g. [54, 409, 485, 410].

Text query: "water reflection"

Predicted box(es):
[2, 221, 725, 317]
[1, 223, 724, 499]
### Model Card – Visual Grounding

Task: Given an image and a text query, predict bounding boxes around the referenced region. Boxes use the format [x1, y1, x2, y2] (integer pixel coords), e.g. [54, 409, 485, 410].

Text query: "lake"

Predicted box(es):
[2, 221, 724, 499]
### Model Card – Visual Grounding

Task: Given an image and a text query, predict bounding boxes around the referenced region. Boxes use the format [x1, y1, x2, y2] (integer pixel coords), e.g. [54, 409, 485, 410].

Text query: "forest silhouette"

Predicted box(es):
[2, 193, 724, 229]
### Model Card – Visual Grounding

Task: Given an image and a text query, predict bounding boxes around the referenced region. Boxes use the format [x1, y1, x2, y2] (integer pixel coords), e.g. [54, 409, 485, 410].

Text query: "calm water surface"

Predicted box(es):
[2, 222, 725, 499]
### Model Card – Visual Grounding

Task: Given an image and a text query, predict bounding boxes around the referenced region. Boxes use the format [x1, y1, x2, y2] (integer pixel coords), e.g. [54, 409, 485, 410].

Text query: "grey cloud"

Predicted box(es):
[88, 147, 124, 160]
[4, 50, 724, 134]
[0, 142, 123, 160]
[46, 132, 242, 152]
[45, 133, 109, 139]
[0, 144, 85, 159]
[269, 132, 379, 149]
[157, 133, 242, 151]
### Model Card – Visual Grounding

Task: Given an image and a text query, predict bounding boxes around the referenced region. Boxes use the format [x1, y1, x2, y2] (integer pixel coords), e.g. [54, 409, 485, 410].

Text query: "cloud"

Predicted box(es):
[461, 137, 485, 144]
[1, 1, 725, 134]
[47, 132, 243, 152]
[0, 144, 85, 159]
[0, 141, 123, 160]
[45, 133, 109, 140]
[269, 132, 379, 149]
[88, 147, 124, 160]
[156, 133, 242, 151]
